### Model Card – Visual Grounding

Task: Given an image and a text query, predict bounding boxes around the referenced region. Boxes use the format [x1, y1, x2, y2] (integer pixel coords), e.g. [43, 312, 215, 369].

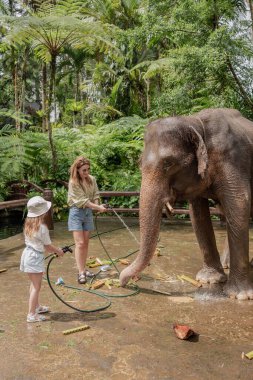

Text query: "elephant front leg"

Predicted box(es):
[220, 235, 230, 269]
[190, 198, 227, 284]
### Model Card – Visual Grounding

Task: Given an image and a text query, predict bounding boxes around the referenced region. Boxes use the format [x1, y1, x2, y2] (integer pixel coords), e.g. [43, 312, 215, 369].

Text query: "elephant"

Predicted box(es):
[120, 108, 253, 300]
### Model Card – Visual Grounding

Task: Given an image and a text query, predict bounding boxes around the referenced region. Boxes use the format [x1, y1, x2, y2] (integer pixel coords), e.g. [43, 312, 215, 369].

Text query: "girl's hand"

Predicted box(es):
[45, 244, 65, 256]
[56, 248, 64, 257]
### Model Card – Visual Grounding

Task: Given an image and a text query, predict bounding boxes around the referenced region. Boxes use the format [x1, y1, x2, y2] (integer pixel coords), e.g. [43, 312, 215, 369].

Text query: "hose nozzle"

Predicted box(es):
[62, 246, 73, 253]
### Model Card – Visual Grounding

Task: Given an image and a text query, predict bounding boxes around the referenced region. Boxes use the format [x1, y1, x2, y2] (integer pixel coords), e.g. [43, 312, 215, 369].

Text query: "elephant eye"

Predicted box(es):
[163, 162, 175, 171]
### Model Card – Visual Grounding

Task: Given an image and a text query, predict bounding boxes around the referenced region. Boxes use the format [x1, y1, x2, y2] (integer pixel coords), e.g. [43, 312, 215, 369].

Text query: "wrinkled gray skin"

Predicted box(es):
[120, 108, 253, 300]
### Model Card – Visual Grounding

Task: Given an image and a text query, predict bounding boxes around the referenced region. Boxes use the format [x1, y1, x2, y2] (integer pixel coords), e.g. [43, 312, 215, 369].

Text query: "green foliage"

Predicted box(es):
[1, 0, 253, 211]
[89, 116, 145, 184]
[0, 114, 146, 209]
[2, 0, 253, 125]
[52, 186, 69, 220]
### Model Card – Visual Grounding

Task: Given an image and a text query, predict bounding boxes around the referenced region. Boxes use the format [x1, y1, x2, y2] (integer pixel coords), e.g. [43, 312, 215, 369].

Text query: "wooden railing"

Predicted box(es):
[99, 192, 223, 218]
[0, 182, 223, 230]
[0, 198, 28, 210]
[0, 184, 54, 229]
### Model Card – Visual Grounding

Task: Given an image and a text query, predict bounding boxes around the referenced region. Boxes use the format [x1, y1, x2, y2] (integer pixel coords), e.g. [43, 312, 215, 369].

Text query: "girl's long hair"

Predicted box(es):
[69, 156, 92, 186]
[24, 214, 46, 238]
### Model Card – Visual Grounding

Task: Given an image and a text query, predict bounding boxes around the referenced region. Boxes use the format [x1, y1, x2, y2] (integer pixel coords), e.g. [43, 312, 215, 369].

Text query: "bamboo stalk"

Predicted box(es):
[177, 274, 202, 288]
[63, 325, 90, 335]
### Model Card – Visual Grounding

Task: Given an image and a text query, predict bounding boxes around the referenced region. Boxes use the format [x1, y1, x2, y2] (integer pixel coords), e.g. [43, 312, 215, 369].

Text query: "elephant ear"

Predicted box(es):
[189, 126, 208, 179]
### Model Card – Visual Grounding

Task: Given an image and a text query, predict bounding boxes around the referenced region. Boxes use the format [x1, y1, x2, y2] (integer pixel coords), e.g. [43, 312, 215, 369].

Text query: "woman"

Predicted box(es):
[68, 156, 107, 284]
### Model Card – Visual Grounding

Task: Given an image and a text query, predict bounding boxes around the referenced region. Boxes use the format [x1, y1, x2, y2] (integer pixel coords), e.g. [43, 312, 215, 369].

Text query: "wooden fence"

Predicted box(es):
[0, 181, 223, 229]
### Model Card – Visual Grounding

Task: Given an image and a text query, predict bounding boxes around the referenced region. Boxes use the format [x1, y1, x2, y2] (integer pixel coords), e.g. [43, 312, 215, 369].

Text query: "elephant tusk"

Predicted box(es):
[165, 202, 174, 214]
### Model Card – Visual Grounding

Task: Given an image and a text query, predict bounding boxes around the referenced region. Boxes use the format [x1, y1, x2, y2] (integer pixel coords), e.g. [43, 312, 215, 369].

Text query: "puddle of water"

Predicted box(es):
[0, 211, 24, 240]
[194, 284, 227, 301]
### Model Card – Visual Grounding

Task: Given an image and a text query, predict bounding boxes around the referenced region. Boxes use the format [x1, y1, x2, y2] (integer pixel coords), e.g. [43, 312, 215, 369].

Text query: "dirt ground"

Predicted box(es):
[1, 217, 253, 380]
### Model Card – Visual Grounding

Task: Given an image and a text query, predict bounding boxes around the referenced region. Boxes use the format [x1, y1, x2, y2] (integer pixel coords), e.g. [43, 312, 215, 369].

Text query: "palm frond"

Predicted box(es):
[110, 76, 123, 106]
[0, 108, 32, 124]
[85, 103, 123, 118]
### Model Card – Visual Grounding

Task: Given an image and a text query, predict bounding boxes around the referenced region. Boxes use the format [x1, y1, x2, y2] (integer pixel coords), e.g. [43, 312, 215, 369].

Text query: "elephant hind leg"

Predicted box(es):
[224, 279, 253, 300]
[220, 182, 253, 299]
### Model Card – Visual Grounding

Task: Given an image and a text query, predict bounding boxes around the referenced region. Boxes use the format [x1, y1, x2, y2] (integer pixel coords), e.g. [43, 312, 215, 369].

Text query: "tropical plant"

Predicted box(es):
[1, 0, 253, 211]
[51, 186, 68, 220]
[1, 0, 117, 173]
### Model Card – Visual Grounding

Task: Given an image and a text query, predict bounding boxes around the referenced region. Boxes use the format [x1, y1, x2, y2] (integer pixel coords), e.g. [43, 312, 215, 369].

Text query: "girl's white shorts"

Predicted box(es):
[20, 246, 45, 273]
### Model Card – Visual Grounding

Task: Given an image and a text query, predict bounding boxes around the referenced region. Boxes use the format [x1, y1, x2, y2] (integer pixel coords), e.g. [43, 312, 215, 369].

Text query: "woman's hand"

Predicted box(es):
[97, 204, 107, 213]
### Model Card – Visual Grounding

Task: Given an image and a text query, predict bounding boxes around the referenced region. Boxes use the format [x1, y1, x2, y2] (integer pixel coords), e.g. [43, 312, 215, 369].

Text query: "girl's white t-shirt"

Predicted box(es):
[25, 224, 51, 252]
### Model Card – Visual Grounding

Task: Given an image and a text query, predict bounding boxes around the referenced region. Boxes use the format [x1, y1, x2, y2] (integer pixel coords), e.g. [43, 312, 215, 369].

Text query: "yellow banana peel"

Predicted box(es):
[245, 351, 253, 360]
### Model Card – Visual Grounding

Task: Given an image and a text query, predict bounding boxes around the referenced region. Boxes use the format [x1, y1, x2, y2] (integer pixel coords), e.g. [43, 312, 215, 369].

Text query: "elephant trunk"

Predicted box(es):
[120, 174, 164, 286]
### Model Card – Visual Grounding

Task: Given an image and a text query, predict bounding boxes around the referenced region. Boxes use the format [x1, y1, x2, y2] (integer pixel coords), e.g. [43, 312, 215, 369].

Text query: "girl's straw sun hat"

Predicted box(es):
[27, 196, 51, 218]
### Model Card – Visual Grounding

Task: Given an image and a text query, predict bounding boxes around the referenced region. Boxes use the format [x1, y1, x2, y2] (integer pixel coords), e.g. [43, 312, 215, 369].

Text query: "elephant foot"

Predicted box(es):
[224, 279, 253, 300]
[220, 252, 230, 269]
[196, 267, 227, 284]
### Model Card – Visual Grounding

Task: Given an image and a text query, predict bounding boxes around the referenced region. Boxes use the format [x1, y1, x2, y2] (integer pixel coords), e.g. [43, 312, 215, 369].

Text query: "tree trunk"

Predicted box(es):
[14, 59, 20, 132]
[145, 78, 150, 113]
[41, 62, 48, 132]
[75, 70, 80, 101]
[211, 0, 219, 30]
[80, 67, 85, 126]
[226, 57, 253, 110]
[48, 54, 58, 175]
[20, 47, 28, 130]
[247, 0, 253, 40]
[80, 91, 84, 126]
[8, 0, 14, 14]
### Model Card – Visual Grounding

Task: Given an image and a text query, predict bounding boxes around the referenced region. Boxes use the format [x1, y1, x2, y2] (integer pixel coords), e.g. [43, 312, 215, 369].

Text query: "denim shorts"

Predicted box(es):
[20, 246, 45, 273]
[68, 206, 94, 231]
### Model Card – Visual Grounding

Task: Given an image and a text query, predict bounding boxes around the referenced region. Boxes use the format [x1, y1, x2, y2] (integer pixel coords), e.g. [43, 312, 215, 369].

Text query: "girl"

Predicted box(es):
[20, 196, 64, 323]
[68, 156, 107, 284]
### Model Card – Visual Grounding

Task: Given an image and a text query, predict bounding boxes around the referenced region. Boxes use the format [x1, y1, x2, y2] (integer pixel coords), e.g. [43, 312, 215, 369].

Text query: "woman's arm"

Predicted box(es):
[85, 200, 107, 212]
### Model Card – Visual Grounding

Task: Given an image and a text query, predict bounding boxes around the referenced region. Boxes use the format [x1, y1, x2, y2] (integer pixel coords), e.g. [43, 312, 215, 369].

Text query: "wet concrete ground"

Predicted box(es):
[1, 217, 253, 380]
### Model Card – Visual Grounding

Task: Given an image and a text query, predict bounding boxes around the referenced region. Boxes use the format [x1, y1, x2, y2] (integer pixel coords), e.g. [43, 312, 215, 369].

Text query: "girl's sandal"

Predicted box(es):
[36, 305, 50, 314]
[27, 313, 47, 323]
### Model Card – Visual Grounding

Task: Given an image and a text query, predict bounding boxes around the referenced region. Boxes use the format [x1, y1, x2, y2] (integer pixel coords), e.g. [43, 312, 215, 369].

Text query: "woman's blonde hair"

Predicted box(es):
[24, 214, 46, 238]
[69, 156, 92, 186]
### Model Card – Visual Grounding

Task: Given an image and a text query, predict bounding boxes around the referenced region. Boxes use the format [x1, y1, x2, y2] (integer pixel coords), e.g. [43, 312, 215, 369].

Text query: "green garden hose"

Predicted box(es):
[45, 213, 140, 312]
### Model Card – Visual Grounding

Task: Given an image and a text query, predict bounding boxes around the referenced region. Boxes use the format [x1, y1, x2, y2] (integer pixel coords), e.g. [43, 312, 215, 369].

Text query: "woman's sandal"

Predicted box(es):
[36, 305, 50, 314]
[77, 272, 86, 284]
[27, 313, 47, 323]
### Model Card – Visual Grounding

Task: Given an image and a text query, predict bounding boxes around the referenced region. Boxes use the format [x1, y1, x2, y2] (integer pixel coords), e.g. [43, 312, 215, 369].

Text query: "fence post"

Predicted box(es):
[43, 188, 54, 230]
